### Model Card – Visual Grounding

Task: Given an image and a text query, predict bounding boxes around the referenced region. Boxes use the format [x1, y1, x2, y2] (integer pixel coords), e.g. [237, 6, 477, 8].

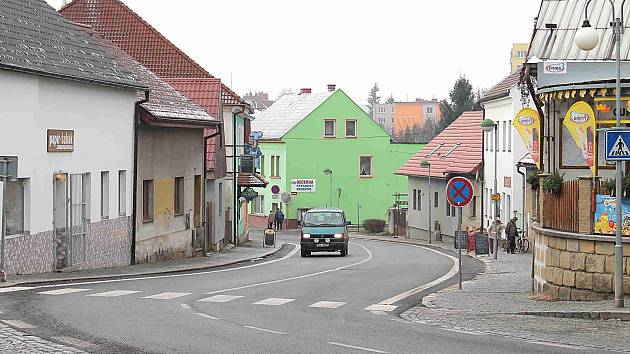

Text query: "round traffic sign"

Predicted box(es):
[446, 177, 474, 207]
[271, 185, 280, 194]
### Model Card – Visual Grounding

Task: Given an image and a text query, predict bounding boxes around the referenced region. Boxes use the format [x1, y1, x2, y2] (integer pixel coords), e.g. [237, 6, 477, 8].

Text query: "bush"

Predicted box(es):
[542, 171, 564, 196]
[363, 219, 386, 233]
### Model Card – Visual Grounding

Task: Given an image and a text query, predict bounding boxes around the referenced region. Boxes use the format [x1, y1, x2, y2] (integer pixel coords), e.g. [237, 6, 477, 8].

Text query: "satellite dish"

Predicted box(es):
[280, 192, 292, 204]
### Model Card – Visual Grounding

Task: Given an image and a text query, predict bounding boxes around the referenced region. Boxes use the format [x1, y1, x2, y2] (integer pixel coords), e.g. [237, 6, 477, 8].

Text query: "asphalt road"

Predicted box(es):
[0, 231, 613, 354]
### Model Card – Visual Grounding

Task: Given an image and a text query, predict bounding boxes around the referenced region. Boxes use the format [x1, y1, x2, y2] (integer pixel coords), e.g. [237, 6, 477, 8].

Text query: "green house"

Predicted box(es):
[249, 87, 423, 228]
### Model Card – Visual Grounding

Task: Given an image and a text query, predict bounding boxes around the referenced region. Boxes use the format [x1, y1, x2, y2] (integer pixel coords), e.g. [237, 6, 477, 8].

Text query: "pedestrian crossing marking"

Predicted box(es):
[197, 294, 243, 303]
[610, 135, 630, 156]
[309, 301, 346, 309]
[254, 297, 295, 306]
[1, 320, 36, 329]
[86, 290, 141, 297]
[364, 304, 398, 312]
[0, 286, 34, 293]
[37, 288, 91, 295]
[141, 292, 191, 300]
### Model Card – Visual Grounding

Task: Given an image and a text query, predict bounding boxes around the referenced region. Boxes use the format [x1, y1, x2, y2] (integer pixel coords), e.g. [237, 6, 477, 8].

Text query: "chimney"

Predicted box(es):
[327, 84, 336, 92]
[300, 88, 311, 95]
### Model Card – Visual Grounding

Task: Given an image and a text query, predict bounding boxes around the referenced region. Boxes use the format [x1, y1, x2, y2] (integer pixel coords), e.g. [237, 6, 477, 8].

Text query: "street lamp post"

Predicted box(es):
[420, 160, 432, 244]
[324, 169, 333, 208]
[481, 119, 499, 259]
[575, 0, 625, 308]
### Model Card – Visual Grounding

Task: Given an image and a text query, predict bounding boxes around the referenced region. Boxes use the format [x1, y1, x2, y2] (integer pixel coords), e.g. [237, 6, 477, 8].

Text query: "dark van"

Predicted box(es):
[299, 208, 350, 257]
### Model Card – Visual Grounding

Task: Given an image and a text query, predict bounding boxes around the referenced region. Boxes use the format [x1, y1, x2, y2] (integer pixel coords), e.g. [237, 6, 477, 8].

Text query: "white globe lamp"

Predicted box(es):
[575, 20, 599, 51]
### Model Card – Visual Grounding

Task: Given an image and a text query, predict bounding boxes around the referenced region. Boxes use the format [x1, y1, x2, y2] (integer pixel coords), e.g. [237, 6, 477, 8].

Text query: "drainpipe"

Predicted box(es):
[131, 90, 150, 265]
[481, 107, 486, 235]
[232, 106, 246, 246]
[202, 126, 224, 255]
[516, 163, 526, 231]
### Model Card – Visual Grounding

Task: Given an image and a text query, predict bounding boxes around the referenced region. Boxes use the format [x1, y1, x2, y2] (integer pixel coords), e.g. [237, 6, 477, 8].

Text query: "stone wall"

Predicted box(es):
[5, 231, 55, 275]
[532, 223, 630, 300]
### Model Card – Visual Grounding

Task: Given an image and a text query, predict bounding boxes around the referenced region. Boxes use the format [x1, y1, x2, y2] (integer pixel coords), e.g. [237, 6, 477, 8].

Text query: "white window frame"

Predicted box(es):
[118, 170, 126, 217]
[101, 171, 109, 220]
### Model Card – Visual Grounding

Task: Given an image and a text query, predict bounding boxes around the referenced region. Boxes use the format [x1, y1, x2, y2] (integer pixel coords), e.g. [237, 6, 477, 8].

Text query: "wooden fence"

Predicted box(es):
[543, 180, 579, 232]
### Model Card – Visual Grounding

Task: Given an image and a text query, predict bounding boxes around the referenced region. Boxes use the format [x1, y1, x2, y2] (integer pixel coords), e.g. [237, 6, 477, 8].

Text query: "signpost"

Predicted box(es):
[446, 176, 475, 290]
[240, 187, 258, 202]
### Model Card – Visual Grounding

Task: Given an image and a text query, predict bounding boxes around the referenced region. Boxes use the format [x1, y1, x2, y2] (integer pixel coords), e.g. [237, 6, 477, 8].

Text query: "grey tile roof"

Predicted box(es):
[530, 0, 630, 61]
[88, 32, 214, 123]
[252, 92, 334, 139]
[0, 0, 145, 89]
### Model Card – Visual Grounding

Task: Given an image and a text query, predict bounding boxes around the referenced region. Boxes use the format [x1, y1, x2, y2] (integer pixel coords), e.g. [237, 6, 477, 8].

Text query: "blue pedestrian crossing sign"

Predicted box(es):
[446, 177, 474, 207]
[606, 130, 630, 161]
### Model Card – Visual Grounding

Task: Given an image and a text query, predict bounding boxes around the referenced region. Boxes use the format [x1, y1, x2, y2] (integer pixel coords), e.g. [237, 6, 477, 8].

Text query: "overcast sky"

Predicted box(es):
[47, 0, 541, 104]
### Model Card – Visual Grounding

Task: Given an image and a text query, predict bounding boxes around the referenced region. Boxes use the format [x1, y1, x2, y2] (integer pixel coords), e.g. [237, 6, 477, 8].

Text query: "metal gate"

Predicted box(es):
[68, 174, 87, 266]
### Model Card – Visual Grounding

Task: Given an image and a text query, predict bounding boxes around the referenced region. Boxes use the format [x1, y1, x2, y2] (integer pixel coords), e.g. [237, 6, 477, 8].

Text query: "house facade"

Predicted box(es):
[0, 0, 146, 275]
[249, 87, 423, 228]
[374, 99, 441, 141]
[60, 0, 264, 251]
[480, 71, 535, 232]
[373, 103, 395, 135]
[397, 111, 483, 241]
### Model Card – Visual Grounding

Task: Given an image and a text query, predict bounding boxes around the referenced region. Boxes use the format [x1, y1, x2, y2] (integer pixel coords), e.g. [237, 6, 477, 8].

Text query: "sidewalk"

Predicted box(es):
[0, 231, 286, 288]
[369, 232, 630, 351]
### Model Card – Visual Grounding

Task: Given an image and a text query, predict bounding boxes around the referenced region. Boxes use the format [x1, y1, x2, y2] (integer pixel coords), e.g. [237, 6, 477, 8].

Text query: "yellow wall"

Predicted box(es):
[511, 43, 529, 72]
[394, 102, 424, 135]
[155, 178, 175, 224]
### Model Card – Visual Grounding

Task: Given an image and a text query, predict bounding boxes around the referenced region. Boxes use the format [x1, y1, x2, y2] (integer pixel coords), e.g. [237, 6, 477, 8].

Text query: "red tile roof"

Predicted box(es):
[238, 174, 268, 188]
[480, 70, 521, 103]
[166, 78, 222, 118]
[396, 111, 483, 178]
[60, 0, 211, 78]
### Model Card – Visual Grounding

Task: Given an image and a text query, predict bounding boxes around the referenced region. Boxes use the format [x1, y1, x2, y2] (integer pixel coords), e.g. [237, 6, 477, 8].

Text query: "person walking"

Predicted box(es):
[275, 209, 285, 231]
[505, 216, 518, 254]
[267, 210, 275, 229]
[487, 219, 503, 255]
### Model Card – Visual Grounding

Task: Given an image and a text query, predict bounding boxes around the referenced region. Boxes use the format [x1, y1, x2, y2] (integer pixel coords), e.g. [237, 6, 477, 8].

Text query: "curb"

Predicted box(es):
[0, 243, 290, 287]
[518, 310, 630, 321]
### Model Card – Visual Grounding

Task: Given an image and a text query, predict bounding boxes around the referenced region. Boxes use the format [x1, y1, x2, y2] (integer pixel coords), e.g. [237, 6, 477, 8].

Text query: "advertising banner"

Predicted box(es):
[512, 108, 541, 169]
[564, 101, 596, 175]
[291, 179, 316, 193]
[594, 194, 630, 236]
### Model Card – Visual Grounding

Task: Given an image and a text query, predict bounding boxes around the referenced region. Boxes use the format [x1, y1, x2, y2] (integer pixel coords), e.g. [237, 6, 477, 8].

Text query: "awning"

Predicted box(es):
[237, 174, 268, 188]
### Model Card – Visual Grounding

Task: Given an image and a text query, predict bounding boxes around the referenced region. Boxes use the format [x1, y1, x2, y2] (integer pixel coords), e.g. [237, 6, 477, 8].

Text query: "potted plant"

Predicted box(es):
[542, 171, 564, 196]
[526, 175, 539, 191]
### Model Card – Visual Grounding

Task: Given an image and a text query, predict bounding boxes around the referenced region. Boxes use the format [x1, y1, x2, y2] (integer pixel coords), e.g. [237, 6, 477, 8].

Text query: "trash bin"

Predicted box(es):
[264, 228, 276, 248]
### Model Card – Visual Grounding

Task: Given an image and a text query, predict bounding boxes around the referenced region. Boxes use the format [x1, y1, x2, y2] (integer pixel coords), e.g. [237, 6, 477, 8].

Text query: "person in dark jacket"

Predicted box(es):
[505, 216, 518, 254]
[275, 209, 285, 230]
[267, 210, 275, 229]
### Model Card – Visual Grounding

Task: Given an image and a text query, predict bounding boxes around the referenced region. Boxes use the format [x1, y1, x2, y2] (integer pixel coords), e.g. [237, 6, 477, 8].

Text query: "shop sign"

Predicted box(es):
[504, 176, 511, 188]
[564, 101, 596, 175]
[47, 129, 74, 152]
[291, 179, 316, 193]
[513, 108, 541, 170]
[543, 61, 567, 74]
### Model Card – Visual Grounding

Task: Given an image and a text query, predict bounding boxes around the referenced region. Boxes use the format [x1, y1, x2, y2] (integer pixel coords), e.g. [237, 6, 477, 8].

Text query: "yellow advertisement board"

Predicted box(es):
[564, 101, 596, 175]
[512, 108, 541, 170]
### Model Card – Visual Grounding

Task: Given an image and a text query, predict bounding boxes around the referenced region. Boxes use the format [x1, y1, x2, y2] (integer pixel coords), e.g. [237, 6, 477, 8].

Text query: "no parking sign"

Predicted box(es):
[446, 177, 474, 207]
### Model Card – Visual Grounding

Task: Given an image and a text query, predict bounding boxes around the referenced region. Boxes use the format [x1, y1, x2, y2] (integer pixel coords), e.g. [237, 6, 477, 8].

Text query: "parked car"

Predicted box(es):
[298, 208, 350, 257]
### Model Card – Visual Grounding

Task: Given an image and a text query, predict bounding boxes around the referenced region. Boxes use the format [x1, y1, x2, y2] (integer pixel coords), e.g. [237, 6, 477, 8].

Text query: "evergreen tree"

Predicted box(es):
[438, 76, 478, 132]
[386, 94, 395, 104]
[421, 116, 438, 142]
[367, 83, 381, 118]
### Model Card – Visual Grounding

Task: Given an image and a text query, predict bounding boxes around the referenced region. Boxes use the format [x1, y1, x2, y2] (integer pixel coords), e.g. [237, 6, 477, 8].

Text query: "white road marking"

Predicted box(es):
[205, 243, 373, 295]
[1, 320, 36, 329]
[243, 325, 286, 335]
[440, 327, 487, 336]
[0, 286, 34, 293]
[141, 292, 191, 300]
[196, 312, 220, 320]
[254, 297, 295, 306]
[197, 294, 243, 303]
[29, 243, 300, 289]
[364, 304, 398, 312]
[180, 304, 191, 309]
[327, 341, 388, 353]
[37, 288, 91, 295]
[52, 336, 95, 348]
[86, 290, 141, 297]
[309, 301, 346, 309]
[527, 340, 585, 350]
[376, 244, 459, 306]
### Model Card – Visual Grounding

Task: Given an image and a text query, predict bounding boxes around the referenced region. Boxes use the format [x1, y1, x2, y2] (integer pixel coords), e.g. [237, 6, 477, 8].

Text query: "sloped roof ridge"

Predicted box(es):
[60, 0, 212, 78]
[480, 70, 521, 103]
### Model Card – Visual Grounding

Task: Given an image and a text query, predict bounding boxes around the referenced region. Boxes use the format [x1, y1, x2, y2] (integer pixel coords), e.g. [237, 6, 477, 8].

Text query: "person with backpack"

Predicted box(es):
[275, 209, 285, 230]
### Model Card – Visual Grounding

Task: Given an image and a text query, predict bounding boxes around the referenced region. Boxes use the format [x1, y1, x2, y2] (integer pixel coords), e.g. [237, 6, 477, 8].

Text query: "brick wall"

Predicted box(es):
[532, 224, 630, 301]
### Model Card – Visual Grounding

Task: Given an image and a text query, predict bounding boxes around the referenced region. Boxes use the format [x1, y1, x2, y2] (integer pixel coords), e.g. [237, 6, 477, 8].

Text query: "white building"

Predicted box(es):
[480, 71, 534, 231]
[0, 0, 146, 274]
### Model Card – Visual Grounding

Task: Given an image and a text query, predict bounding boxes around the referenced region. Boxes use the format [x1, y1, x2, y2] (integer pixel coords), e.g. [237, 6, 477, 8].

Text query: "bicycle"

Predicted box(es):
[515, 228, 530, 254]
